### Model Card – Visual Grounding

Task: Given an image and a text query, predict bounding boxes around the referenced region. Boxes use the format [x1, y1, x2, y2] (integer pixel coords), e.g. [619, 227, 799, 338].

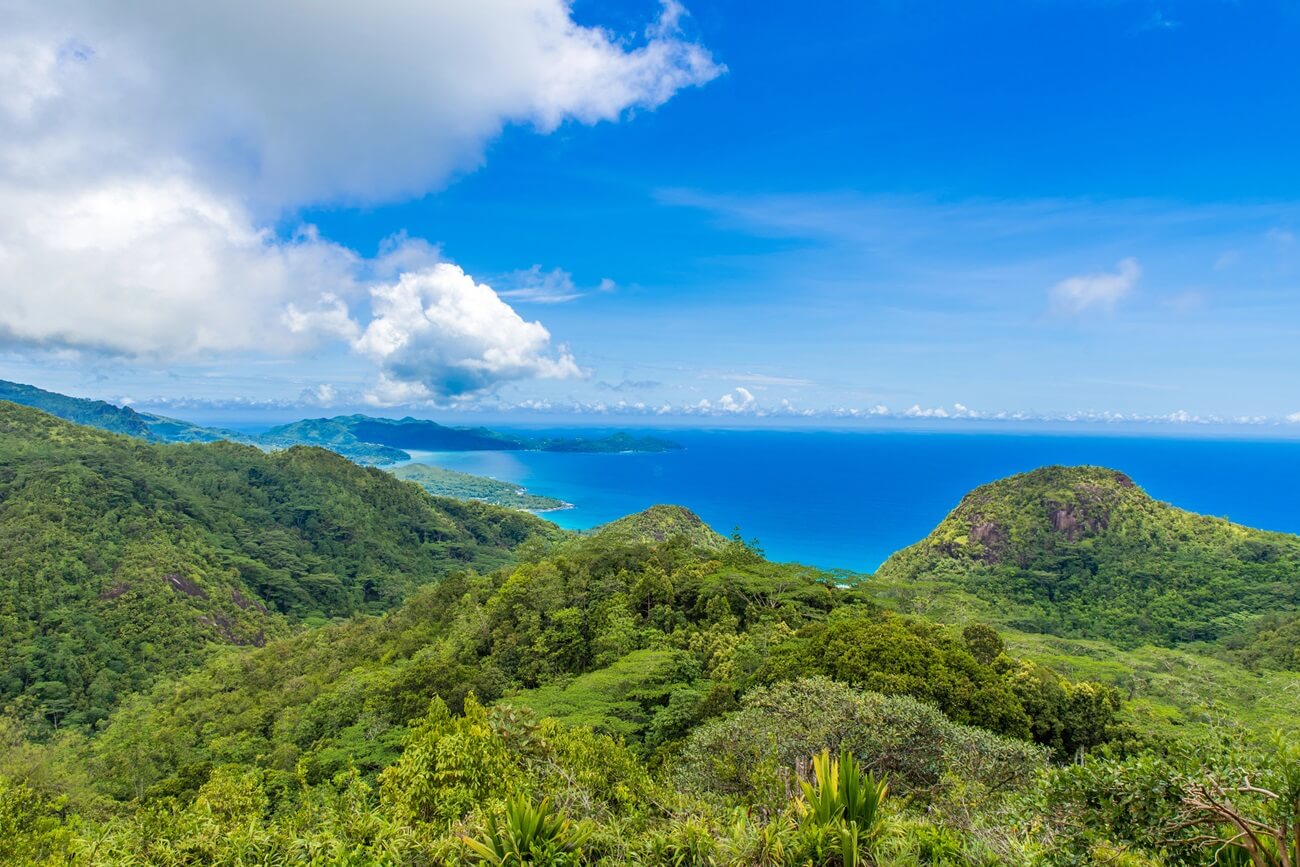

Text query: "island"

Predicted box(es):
[389, 463, 569, 512]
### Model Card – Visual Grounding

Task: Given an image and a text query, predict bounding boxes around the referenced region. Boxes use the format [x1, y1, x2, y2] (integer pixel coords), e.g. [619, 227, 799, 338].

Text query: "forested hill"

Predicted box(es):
[0, 402, 558, 731]
[877, 465, 1300, 656]
[0, 379, 238, 444]
[4, 504, 1137, 862]
[587, 503, 728, 550]
[3, 447, 1298, 863]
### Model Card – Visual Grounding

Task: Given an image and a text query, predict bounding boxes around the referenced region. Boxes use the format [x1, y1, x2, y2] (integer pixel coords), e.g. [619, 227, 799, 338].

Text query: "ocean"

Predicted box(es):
[399, 428, 1300, 573]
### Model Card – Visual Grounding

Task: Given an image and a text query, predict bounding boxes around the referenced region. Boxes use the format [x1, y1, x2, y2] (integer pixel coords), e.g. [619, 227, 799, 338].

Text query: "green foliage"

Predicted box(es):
[878, 465, 1300, 659]
[1030, 731, 1300, 866]
[796, 748, 889, 867]
[588, 504, 727, 551]
[962, 623, 1005, 665]
[464, 795, 592, 865]
[5, 427, 1295, 865]
[379, 694, 518, 827]
[0, 378, 242, 444]
[0, 775, 76, 865]
[0, 402, 555, 731]
[675, 678, 1045, 809]
[778, 610, 1034, 738]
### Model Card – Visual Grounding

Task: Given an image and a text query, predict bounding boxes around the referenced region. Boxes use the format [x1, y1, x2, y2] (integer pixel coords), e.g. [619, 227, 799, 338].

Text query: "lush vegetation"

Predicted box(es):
[2, 412, 1298, 865]
[391, 463, 568, 512]
[0, 402, 556, 732]
[0, 379, 240, 444]
[878, 466, 1300, 663]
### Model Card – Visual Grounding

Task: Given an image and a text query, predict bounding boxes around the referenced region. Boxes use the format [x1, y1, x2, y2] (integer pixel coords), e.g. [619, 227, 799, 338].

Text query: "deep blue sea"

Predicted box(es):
[399, 429, 1300, 573]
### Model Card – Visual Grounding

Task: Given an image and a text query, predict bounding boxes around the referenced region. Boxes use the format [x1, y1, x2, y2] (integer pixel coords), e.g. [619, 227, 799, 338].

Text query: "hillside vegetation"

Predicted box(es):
[0, 402, 556, 731]
[878, 465, 1300, 658]
[2, 504, 1146, 864]
[587, 503, 728, 550]
[2, 425, 1298, 865]
[0, 379, 241, 444]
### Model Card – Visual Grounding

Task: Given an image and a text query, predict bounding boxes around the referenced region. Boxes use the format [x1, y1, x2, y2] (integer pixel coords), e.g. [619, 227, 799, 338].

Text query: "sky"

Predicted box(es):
[2, 0, 1300, 428]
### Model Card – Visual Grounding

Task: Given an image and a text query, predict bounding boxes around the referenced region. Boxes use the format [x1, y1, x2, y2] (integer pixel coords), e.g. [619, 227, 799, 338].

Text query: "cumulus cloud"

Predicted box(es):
[0, 176, 360, 357]
[299, 383, 341, 408]
[0, 0, 719, 391]
[1050, 257, 1142, 314]
[717, 387, 756, 412]
[355, 263, 583, 402]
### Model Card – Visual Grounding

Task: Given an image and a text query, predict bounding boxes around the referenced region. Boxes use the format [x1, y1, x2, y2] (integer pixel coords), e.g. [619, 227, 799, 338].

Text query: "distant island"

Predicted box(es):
[260, 414, 682, 465]
[0, 378, 680, 470]
[390, 463, 569, 512]
[0, 379, 681, 516]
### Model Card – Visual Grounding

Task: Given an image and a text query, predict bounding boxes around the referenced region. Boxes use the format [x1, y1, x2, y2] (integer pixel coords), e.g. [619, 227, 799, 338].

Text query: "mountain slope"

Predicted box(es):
[68, 523, 1122, 809]
[0, 402, 558, 730]
[0, 378, 246, 444]
[590, 504, 728, 551]
[876, 465, 1300, 651]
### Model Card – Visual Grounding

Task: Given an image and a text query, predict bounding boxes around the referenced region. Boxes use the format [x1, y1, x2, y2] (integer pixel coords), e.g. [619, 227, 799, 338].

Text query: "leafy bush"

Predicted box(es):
[674, 678, 1045, 809]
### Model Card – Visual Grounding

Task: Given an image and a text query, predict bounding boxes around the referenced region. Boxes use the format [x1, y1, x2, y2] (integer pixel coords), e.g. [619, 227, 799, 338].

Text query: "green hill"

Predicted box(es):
[57, 522, 1115, 802]
[877, 465, 1300, 656]
[0, 402, 557, 730]
[589, 504, 728, 550]
[255, 416, 414, 465]
[0, 379, 242, 444]
[3, 455, 1298, 864]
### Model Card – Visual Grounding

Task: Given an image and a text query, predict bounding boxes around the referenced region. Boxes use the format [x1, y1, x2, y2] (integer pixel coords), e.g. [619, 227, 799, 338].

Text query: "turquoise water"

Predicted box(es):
[400, 429, 1300, 573]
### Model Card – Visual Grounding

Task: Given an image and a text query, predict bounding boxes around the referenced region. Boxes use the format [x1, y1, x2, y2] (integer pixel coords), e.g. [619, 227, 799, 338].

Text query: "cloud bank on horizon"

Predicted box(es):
[0, 0, 717, 400]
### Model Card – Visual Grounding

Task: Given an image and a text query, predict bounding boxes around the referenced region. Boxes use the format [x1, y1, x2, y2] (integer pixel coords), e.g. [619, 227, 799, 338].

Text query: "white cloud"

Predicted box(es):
[717, 387, 756, 412]
[499, 265, 584, 304]
[4, 0, 721, 210]
[0, 176, 360, 357]
[300, 383, 340, 408]
[1050, 257, 1141, 314]
[0, 0, 719, 387]
[498, 266, 620, 304]
[708, 371, 816, 387]
[355, 263, 583, 401]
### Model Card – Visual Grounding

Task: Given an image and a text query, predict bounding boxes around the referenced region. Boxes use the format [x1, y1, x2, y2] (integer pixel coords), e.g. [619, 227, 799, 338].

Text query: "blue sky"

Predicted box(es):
[2, 0, 1300, 427]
